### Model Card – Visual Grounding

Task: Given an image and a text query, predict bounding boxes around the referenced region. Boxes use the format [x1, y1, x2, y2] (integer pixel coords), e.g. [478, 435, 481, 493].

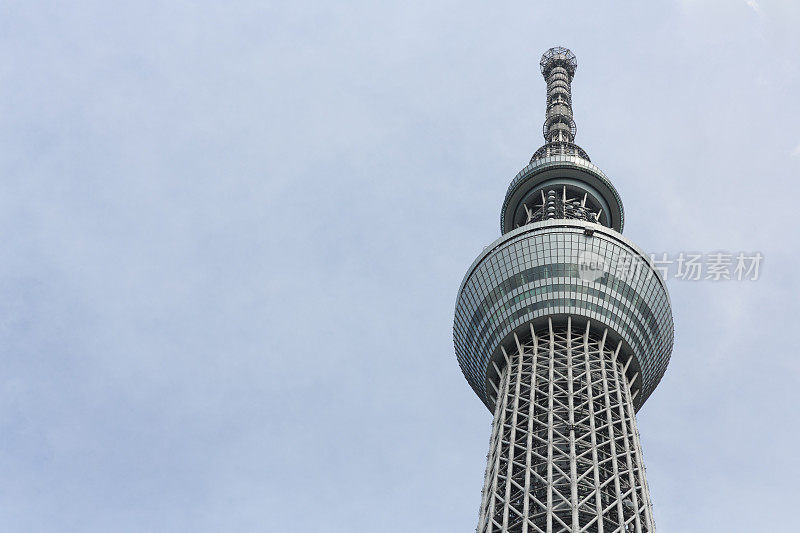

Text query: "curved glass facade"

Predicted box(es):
[454, 220, 673, 411]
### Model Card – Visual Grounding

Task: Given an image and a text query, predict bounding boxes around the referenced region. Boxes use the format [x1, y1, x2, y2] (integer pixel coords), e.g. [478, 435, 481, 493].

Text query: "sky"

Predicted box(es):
[0, 1, 799, 531]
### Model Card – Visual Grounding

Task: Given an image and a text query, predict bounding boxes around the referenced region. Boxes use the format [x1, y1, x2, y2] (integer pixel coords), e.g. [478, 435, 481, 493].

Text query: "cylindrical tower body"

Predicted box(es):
[454, 48, 674, 533]
[478, 319, 654, 532]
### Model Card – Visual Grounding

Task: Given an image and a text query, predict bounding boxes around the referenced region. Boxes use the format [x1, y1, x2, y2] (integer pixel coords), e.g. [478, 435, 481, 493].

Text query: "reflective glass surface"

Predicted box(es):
[454, 220, 673, 411]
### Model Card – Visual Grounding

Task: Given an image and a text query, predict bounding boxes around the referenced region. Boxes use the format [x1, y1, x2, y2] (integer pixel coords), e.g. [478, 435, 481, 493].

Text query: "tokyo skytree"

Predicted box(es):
[453, 47, 674, 532]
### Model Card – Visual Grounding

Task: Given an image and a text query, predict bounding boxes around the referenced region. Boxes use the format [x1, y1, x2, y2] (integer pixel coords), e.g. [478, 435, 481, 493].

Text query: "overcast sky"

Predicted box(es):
[1, 1, 799, 531]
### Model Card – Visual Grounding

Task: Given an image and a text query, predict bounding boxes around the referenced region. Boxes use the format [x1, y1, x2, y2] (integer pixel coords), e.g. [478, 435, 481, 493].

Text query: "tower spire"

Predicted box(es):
[541, 47, 577, 144]
[531, 47, 590, 162]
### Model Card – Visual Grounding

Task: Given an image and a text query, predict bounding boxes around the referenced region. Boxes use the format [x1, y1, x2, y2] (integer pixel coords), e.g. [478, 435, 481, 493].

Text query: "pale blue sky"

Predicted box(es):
[1, 1, 799, 531]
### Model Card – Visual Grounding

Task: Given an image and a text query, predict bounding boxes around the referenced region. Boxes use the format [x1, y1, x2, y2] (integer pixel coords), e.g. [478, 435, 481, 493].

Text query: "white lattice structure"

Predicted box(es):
[478, 318, 654, 533]
[453, 47, 673, 533]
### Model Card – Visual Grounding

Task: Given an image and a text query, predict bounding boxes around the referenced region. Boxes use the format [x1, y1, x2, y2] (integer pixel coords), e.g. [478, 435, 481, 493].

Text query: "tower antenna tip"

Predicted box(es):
[540, 46, 577, 77]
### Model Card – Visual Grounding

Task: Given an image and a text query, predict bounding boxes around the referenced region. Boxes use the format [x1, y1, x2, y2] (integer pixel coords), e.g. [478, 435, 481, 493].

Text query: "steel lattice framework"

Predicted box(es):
[478, 318, 654, 533]
[453, 47, 674, 533]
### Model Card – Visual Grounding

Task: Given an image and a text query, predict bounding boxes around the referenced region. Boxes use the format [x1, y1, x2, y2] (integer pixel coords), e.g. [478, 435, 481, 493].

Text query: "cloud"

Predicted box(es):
[746, 0, 761, 13]
[1, 2, 799, 532]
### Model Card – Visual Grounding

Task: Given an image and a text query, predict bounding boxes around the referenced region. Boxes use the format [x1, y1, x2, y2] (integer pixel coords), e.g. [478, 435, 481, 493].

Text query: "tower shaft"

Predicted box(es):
[478, 318, 655, 533]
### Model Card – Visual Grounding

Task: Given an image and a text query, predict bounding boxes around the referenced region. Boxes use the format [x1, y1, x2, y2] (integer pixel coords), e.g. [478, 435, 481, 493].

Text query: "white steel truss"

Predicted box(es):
[478, 317, 655, 533]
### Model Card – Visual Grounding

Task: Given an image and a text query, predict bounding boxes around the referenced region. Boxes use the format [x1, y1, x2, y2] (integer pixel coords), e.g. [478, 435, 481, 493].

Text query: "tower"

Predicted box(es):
[453, 47, 674, 532]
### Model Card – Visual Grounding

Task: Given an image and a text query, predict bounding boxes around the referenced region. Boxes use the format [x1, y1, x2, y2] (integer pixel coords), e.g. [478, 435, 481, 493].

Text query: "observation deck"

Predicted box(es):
[454, 220, 673, 412]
